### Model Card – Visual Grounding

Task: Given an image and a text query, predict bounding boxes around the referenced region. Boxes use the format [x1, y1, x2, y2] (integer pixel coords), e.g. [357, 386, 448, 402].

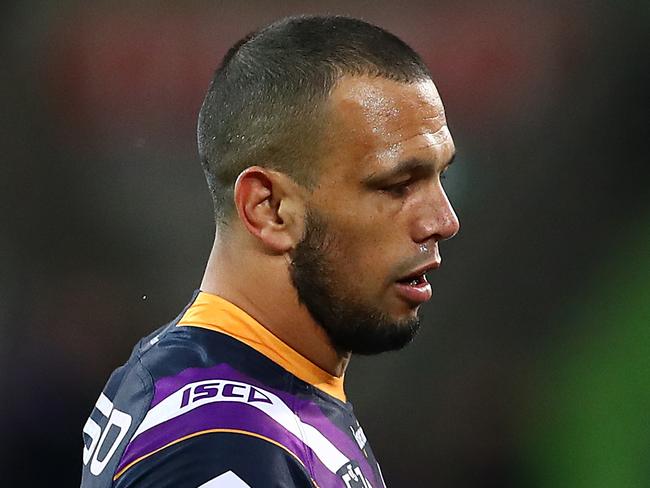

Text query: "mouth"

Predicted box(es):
[396, 272, 428, 287]
[393, 261, 440, 305]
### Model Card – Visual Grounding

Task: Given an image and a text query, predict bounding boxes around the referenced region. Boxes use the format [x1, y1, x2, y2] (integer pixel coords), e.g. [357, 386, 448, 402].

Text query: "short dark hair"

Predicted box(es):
[197, 15, 432, 224]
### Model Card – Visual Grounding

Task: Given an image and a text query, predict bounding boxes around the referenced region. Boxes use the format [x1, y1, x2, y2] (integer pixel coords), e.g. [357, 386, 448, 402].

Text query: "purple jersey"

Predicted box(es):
[81, 291, 386, 488]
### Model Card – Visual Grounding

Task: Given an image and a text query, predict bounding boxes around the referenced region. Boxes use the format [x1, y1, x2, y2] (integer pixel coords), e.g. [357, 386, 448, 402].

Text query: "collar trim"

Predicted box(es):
[176, 291, 346, 402]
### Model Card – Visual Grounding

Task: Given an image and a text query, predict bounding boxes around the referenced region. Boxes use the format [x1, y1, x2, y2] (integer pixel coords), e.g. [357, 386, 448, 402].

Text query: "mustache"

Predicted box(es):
[389, 246, 440, 283]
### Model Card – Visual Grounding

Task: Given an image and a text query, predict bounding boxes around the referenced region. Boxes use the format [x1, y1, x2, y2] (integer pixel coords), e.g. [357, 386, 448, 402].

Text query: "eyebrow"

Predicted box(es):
[362, 152, 456, 187]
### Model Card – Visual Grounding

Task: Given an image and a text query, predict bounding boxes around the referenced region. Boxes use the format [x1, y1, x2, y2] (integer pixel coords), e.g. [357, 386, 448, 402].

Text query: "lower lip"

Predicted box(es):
[394, 279, 432, 305]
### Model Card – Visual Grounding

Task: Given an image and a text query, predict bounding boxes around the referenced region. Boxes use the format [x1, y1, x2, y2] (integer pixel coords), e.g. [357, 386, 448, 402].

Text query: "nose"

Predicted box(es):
[412, 184, 460, 244]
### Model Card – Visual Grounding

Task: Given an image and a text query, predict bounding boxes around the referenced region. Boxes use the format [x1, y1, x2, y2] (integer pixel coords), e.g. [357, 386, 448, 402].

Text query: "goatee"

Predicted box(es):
[289, 209, 420, 355]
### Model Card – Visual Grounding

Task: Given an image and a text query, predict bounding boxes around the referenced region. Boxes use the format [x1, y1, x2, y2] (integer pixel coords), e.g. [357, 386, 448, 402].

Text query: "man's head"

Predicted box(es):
[198, 15, 433, 224]
[198, 16, 459, 355]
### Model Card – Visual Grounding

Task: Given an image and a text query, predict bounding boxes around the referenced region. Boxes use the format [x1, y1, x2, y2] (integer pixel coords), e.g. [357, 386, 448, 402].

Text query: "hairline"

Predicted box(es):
[215, 73, 434, 231]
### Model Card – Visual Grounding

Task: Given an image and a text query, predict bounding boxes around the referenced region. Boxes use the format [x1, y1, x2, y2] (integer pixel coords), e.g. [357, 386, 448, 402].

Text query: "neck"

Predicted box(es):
[200, 234, 350, 377]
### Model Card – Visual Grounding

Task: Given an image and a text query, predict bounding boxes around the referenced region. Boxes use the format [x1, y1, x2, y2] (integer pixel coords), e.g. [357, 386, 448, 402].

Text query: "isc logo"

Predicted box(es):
[179, 380, 274, 408]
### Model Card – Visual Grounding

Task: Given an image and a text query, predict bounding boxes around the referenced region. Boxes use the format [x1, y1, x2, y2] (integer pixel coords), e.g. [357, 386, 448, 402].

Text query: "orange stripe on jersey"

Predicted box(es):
[112, 428, 309, 482]
[176, 292, 346, 402]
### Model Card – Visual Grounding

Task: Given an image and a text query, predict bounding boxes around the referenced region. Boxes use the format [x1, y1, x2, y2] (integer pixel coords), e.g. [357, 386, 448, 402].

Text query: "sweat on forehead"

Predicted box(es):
[327, 77, 445, 133]
[317, 76, 451, 175]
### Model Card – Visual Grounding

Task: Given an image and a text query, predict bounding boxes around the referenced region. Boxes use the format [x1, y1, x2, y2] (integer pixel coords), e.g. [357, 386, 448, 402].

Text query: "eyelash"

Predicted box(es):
[384, 181, 412, 197]
[383, 173, 447, 197]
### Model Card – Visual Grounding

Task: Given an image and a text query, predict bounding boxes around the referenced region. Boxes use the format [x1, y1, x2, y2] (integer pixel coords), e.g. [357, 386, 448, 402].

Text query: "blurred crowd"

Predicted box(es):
[1, 1, 648, 486]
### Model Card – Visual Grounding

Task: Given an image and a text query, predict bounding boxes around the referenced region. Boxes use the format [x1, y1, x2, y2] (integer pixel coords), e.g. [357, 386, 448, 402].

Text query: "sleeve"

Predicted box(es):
[112, 431, 315, 488]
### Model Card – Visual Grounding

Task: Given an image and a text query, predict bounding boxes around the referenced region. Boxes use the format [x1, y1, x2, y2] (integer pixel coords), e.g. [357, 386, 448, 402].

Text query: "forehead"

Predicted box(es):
[319, 76, 453, 182]
[332, 75, 445, 124]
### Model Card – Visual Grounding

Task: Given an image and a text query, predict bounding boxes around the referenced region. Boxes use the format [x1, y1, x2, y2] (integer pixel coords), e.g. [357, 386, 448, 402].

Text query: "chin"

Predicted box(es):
[387, 300, 422, 319]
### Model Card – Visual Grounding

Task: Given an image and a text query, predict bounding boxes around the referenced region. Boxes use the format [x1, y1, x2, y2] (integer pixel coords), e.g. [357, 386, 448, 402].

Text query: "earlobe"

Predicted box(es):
[234, 167, 301, 253]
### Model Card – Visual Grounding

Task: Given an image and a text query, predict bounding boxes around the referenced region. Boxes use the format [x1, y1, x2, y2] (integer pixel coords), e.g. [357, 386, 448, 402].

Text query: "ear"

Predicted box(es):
[233, 166, 304, 253]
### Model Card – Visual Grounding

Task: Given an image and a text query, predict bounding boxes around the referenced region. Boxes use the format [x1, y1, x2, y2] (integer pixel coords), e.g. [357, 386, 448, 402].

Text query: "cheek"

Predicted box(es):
[327, 217, 397, 290]
[317, 190, 407, 288]
[341, 205, 403, 257]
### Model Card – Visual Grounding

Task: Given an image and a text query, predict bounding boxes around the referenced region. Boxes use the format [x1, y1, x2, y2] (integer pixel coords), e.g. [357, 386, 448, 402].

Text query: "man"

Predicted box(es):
[81, 15, 458, 488]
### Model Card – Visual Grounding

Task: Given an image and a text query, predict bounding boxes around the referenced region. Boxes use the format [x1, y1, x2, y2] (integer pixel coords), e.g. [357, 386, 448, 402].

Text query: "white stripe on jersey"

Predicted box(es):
[197, 471, 251, 487]
[131, 378, 350, 475]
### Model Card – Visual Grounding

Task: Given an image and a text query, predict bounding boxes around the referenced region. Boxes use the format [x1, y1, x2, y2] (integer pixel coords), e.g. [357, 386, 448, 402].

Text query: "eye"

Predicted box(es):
[383, 180, 411, 197]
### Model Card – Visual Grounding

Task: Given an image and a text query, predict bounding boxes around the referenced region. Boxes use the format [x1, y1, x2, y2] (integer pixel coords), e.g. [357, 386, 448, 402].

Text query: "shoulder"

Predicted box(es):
[114, 430, 315, 488]
[114, 370, 310, 482]
[80, 317, 245, 487]
[112, 345, 318, 487]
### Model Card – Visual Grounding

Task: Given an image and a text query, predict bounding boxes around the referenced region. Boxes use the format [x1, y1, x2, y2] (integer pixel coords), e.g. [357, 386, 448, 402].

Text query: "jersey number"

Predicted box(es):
[82, 393, 133, 476]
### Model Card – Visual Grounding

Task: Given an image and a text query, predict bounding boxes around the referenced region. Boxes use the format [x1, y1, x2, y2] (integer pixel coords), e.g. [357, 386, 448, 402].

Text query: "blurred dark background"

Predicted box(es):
[2, 1, 648, 486]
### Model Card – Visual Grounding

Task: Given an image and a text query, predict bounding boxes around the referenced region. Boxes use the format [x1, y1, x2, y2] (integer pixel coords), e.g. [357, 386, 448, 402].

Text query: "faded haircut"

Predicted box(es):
[197, 15, 432, 225]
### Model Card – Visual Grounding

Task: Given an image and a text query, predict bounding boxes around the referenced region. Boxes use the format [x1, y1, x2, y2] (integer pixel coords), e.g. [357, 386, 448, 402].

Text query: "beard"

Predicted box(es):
[289, 208, 420, 355]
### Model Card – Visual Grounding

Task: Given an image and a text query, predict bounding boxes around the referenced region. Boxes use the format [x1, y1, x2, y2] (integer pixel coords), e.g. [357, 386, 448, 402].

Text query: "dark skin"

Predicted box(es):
[201, 75, 459, 377]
